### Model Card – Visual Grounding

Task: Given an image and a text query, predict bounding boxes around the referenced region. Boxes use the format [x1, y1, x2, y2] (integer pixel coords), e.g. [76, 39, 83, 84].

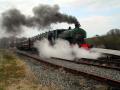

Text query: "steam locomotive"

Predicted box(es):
[16, 23, 91, 50]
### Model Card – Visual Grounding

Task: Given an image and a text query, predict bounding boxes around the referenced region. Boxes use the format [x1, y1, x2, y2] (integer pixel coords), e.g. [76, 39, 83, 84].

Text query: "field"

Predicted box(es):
[0, 49, 59, 90]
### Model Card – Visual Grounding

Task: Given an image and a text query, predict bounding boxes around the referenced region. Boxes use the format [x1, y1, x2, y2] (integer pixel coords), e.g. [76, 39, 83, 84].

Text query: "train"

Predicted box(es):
[15, 23, 120, 64]
[16, 23, 92, 51]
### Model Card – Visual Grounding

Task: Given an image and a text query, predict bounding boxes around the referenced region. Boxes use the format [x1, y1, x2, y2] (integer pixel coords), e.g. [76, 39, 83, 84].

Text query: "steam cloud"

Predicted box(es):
[34, 39, 101, 60]
[1, 4, 78, 35]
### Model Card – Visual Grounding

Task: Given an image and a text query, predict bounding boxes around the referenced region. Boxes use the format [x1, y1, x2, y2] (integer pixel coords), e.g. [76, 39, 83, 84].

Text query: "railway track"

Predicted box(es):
[78, 58, 120, 71]
[51, 57, 120, 71]
[22, 50, 120, 71]
[15, 50, 120, 87]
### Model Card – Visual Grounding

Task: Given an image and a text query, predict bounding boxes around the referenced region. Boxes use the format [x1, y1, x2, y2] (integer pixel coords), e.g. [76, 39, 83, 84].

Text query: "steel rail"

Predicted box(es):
[51, 57, 120, 71]
[16, 50, 120, 87]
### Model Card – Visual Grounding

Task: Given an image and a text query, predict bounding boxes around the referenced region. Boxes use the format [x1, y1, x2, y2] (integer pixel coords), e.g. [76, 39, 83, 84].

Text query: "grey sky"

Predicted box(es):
[0, 0, 120, 38]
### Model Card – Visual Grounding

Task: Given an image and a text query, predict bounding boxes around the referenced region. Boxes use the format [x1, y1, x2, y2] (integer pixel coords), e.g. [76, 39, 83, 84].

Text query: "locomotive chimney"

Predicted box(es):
[75, 22, 81, 28]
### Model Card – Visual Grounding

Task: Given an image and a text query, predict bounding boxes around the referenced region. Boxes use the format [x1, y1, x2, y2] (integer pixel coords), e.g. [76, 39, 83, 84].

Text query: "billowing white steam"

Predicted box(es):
[34, 39, 101, 60]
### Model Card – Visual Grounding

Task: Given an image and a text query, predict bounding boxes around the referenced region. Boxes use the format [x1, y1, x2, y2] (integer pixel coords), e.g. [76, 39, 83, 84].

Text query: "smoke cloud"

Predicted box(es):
[34, 39, 101, 60]
[2, 9, 26, 34]
[1, 4, 78, 35]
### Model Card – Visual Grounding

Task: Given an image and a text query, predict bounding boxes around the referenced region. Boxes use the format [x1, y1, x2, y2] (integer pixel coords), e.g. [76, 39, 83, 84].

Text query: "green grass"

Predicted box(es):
[0, 87, 4, 90]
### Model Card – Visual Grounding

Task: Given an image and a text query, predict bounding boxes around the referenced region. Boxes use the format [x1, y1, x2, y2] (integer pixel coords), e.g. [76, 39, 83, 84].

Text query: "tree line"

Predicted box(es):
[86, 29, 120, 50]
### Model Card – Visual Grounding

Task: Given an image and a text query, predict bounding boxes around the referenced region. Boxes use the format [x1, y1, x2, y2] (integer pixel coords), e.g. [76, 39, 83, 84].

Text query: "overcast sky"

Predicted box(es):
[0, 0, 120, 38]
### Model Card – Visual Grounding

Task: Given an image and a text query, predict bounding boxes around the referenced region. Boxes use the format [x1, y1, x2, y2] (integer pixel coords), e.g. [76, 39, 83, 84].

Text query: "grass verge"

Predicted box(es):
[0, 50, 60, 90]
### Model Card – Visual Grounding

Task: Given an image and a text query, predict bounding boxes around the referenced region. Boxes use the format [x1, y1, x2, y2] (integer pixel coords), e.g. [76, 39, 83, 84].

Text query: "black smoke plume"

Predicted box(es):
[1, 4, 78, 34]
[32, 4, 78, 27]
[2, 9, 26, 34]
